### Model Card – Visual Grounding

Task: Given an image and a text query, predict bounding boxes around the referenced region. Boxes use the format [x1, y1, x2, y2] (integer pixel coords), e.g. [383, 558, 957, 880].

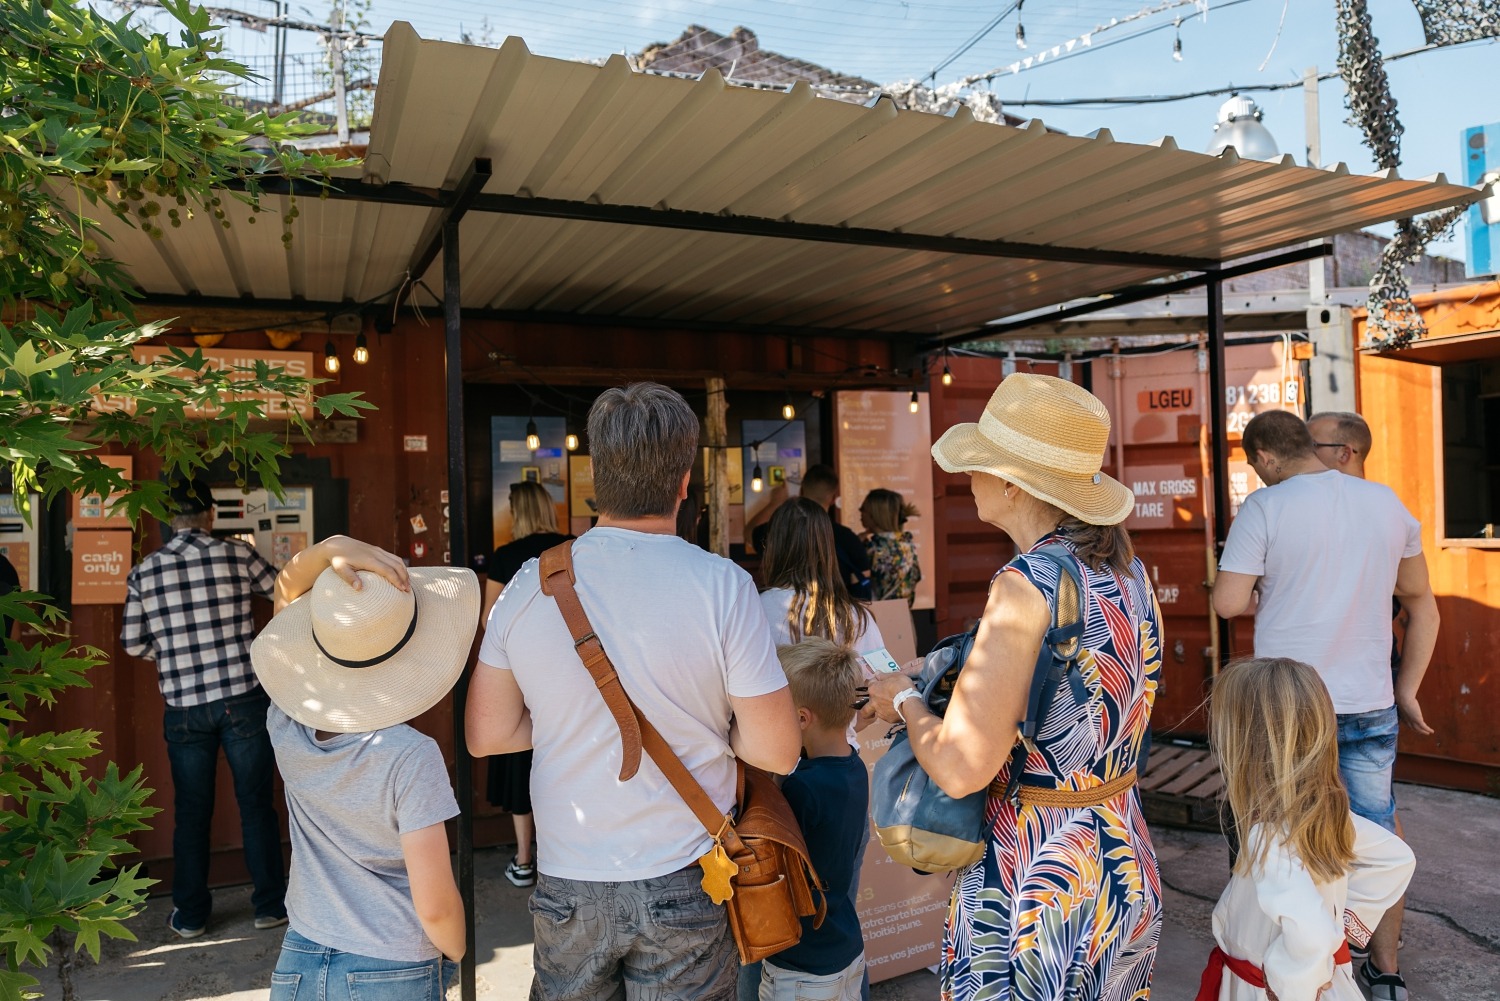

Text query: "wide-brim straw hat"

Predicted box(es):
[931, 373, 1134, 526]
[251, 566, 479, 733]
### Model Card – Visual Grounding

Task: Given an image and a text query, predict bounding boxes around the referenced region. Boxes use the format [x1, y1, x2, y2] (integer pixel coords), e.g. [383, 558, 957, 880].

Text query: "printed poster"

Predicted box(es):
[72, 455, 133, 529]
[834, 391, 937, 611]
[741, 420, 806, 529]
[491, 416, 568, 550]
[569, 455, 596, 536]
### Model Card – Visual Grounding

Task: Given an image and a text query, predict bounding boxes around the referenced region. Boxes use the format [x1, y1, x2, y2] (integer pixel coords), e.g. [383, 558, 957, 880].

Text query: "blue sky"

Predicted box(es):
[141, 0, 1497, 262]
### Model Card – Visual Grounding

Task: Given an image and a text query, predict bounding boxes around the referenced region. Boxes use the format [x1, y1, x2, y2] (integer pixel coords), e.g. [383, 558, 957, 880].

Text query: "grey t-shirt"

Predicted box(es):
[268, 705, 460, 961]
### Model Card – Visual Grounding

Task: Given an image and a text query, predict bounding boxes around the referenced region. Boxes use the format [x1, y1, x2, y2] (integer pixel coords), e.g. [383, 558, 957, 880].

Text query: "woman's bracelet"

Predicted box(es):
[891, 686, 924, 721]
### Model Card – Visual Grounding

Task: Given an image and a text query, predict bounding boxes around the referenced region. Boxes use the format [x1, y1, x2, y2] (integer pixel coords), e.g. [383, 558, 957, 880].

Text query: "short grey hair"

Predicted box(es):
[1307, 411, 1372, 458]
[587, 383, 700, 518]
[171, 511, 213, 533]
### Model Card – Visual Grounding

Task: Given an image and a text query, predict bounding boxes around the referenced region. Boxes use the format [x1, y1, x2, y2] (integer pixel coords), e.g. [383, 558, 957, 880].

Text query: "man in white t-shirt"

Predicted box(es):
[1213, 409, 1438, 1001]
[467, 382, 800, 1001]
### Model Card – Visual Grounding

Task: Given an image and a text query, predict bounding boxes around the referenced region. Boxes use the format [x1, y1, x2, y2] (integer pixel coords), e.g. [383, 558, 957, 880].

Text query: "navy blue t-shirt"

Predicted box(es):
[770, 749, 869, 975]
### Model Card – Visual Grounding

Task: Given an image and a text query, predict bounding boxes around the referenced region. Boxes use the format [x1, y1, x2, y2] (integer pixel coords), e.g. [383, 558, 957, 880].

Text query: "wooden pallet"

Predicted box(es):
[1139, 744, 1226, 832]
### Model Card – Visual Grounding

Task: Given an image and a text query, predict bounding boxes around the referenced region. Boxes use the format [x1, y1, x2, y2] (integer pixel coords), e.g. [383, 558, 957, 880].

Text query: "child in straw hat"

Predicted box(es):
[250, 536, 480, 1000]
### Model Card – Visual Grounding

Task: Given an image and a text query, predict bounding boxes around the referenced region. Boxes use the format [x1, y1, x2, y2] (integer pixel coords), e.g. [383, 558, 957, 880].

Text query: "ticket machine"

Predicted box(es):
[0, 493, 41, 590]
[210, 485, 315, 569]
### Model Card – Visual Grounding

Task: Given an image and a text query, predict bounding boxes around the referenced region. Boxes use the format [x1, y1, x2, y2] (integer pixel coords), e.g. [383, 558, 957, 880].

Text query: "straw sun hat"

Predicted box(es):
[251, 566, 479, 733]
[931, 373, 1134, 526]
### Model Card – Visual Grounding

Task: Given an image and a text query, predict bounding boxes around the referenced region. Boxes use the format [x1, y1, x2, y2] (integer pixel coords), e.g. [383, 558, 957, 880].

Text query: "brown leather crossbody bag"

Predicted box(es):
[538, 541, 826, 964]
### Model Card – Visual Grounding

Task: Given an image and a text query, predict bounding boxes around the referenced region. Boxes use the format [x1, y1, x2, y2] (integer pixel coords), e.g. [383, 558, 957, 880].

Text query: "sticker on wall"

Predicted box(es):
[404, 435, 429, 452]
[411, 540, 427, 559]
[410, 514, 428, 534]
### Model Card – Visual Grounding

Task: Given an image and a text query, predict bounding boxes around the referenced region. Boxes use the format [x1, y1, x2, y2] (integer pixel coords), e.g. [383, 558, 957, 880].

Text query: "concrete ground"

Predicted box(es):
[30, 783, 1499, 1001]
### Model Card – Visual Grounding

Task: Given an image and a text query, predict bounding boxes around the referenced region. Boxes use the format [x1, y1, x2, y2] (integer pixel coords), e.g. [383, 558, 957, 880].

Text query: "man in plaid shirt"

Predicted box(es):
[122, 475, 287, 939]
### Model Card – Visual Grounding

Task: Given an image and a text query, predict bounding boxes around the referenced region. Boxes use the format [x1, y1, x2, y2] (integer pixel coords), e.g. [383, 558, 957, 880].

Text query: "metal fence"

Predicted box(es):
[220, 45, 383, 131]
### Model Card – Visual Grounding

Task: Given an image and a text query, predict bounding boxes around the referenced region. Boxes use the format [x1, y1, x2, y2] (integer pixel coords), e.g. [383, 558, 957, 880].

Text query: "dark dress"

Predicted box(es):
[484, 531, 571, 814]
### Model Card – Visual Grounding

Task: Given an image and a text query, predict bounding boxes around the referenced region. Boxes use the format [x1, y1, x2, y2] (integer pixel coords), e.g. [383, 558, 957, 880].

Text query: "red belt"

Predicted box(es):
[1194, 942, 1351, 1000]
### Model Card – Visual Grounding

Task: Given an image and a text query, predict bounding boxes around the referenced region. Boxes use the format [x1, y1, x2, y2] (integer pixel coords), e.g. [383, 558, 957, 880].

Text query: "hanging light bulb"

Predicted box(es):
[1015, 1, 1027, 49]
[1172, 19, 1183, 61]
[352, 332, 369, 364]
[909, 389, 920, 414]
[323, 340, 340, 374]
[565, 432, 579, 452]
[525, 419, 540, 452]
[941, 350, 953, 386]
[782, 396, 796, 421]
[751, 463, 764, 493]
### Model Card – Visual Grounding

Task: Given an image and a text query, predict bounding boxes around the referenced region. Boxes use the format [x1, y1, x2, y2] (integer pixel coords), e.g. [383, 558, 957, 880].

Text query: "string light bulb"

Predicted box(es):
[525, 419, 540, 452]
[941, 350, 953, 386]
[1015, 1, 1027, 48]
[782, 396, 795, 421]
[909, 390, 920, 414]
[323, 340, 340, 374]
[751, 463, 764, 493]
[565, 432, 579, 452]
[1172, 19, 1183, 61]
[352, 332, 369, 364]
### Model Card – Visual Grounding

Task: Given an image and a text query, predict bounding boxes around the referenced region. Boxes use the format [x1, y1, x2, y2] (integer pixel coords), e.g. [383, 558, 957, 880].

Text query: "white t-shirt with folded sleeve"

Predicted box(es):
[477, 527, 788, 882]
[1219, 469, 1422, 714]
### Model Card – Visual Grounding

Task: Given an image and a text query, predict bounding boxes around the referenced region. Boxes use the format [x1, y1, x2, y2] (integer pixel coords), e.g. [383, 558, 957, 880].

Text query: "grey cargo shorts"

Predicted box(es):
[529, 865, 737, 1001]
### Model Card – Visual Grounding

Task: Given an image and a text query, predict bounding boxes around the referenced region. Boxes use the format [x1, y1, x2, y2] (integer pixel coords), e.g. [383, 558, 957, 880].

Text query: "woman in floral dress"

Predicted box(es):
[859, 488, 922, 605]
[869, 374, 1162, 1001]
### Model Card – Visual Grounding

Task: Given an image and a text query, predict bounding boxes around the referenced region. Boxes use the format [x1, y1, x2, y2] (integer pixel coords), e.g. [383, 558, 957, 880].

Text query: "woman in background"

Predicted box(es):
[859, 488, 921, 605]
[480, 481, 570, 888]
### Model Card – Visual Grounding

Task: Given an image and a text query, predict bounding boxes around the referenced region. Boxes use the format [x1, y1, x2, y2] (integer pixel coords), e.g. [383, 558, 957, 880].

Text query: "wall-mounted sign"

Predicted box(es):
[403, 435, 429, 452]
[72, 530, 133, 605]
[72, 455, 133, 529]
[1123, 465, 1203, 531]
[92, 348, 315, 419]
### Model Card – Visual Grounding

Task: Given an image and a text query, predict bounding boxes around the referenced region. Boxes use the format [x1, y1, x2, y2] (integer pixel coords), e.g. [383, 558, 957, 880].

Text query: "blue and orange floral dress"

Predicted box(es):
[867, 530, 922, 605]
[941, 532, 1163, 1001]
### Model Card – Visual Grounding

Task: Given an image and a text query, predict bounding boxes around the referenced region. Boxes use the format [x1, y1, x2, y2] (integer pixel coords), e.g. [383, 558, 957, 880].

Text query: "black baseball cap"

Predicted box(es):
[167, 474, 216, 516]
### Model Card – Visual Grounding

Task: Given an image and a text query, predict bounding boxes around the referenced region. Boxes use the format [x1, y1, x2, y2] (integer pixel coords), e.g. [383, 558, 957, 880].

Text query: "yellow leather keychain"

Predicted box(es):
[697, 817, 737, 905]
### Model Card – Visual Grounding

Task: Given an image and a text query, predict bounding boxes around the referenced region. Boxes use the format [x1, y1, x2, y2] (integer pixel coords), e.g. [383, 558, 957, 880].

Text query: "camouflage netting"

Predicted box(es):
[1337, 0, 1474, 348]
[1409, 0, 1500, 46]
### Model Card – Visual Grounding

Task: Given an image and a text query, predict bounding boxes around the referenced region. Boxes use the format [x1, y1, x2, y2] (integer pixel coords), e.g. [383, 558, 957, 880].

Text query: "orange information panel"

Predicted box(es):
[856, 725, 953, 982]
[1123, 464, 1203, 531]
[72, 455, 133, 529]
[0, 541, 32, 591]
[72, 530, 133, 605]
[834, 391, 937, 611]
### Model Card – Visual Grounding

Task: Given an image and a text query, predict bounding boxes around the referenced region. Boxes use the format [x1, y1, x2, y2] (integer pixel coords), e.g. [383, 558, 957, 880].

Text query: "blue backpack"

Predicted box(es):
[870, 545, 1089, 874]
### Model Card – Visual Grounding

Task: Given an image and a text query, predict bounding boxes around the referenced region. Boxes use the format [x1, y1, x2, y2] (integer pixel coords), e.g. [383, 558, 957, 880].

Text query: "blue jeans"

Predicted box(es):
[163, 687, 286, 927]
[1336, 705, 1399, 834]
[270, 928, 456, 1001]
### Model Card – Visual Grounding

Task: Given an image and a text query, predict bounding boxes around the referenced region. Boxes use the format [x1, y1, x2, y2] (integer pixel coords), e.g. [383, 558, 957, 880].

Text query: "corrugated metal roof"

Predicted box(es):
[109, 22, 1482, 339]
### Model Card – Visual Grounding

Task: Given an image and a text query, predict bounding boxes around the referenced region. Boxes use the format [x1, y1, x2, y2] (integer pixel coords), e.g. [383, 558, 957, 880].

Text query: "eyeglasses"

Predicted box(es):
[1313, 441, 1349, 451]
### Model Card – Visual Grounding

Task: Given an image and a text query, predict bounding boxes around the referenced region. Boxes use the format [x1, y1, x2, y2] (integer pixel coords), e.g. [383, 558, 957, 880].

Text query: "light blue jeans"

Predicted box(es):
[269, 928, 457, 1001]
[1336, 705, 1400, 834]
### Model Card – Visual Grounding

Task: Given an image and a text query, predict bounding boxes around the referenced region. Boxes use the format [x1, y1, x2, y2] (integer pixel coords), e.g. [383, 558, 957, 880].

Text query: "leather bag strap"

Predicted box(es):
[538, 541, 643, 783]
[539, 541, 738, 847]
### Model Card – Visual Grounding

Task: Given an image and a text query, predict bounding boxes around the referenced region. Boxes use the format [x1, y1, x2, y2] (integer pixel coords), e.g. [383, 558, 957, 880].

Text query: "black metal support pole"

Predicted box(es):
[442, 215, 476, 1001]
[1206, 276, 1230, 549]
[1205, 275, 1234, 662]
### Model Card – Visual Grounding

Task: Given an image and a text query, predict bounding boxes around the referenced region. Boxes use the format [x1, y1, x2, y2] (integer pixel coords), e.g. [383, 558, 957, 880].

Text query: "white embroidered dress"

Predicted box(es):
[1210, 814, 1414, 1001]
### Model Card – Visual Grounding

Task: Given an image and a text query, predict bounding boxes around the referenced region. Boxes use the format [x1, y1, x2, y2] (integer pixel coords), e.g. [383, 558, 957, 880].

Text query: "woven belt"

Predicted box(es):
[989, 768, 1138, 808]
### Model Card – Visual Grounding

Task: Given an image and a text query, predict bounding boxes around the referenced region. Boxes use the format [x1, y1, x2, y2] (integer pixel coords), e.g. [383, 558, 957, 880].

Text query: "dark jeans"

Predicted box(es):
[163, 687, 286, 928]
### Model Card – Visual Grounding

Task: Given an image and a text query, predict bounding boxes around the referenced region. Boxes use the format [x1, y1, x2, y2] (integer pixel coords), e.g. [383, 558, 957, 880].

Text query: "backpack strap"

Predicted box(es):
[1001, 543, 1089, 804]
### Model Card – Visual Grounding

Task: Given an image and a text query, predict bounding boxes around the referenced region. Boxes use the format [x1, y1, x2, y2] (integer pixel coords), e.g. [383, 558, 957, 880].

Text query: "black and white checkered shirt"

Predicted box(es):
[121, 529, 277, 708]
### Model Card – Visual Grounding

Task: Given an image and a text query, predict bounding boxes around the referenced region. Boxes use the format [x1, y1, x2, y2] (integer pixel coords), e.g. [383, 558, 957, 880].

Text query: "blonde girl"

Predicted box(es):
[1197, 658, 1414, 1001]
